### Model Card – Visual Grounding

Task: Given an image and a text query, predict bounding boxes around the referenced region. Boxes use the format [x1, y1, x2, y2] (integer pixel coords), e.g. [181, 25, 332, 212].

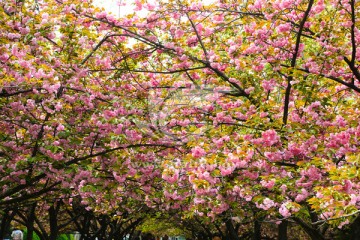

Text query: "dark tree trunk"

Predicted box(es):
[0, 209, 15, 239]
[94, 216, 108, 240]
[26, 203, 37, 240]
[79, 213, 92, 240]
[34, 214, 49, 240]
[195, 217, 213, 240]
[225, 218, 240, 240]
[49, 204, 59, 240]
[347, 216, 360, 240]
[214, 223, 225, 240]
[293, 218, 325, 240]
[129, 230, 141, 240]
[114, 218, 143, 240]
[108, 220, 117, 239]
[253, 220, 261, 240]
[278, 221, 288, 240]
[127, 225, 137, 240]
[199, 232, 210, 240]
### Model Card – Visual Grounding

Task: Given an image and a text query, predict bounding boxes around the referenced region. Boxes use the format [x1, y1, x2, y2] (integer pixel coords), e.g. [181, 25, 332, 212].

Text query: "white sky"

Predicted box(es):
[93, 0, 147, 18]
[93, 0, 216, 17]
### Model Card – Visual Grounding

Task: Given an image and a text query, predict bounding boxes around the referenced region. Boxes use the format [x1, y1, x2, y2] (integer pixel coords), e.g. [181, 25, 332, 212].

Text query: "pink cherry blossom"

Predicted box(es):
[191, 146, 206, 158]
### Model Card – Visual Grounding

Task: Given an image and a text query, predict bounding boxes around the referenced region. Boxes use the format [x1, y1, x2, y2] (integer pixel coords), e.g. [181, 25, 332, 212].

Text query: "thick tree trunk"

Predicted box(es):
[195, 218, 213, 240]
[278, 221, 288, 240]
[225, 218, 240, 240]
[94, 217, 108, 240]
[130, 230, 141, 240]
[34, 214, 50, 240]
[127, 226, 137, 240]
[26, 203, 37, 240]
[348, 216, 360, 240]
[199, 232, 210, 240]
[49, 205, 59, 240]
[253, 220, 261, 240]
[79, 213, 92, 240]
[115, 218, 143, 240]
[0, 209, 14, 239]
[294, 217, 325, 240]
[214, 223, 225, 240]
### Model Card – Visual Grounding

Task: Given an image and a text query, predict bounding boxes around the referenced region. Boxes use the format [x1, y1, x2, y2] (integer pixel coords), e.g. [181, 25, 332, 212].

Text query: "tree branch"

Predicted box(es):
[81, 34, 129, 65]
[186, 12, 209, 61]
[283, 0, 314, 126]
[312, 210, 360, 225]
[282, 65, 360, 93]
